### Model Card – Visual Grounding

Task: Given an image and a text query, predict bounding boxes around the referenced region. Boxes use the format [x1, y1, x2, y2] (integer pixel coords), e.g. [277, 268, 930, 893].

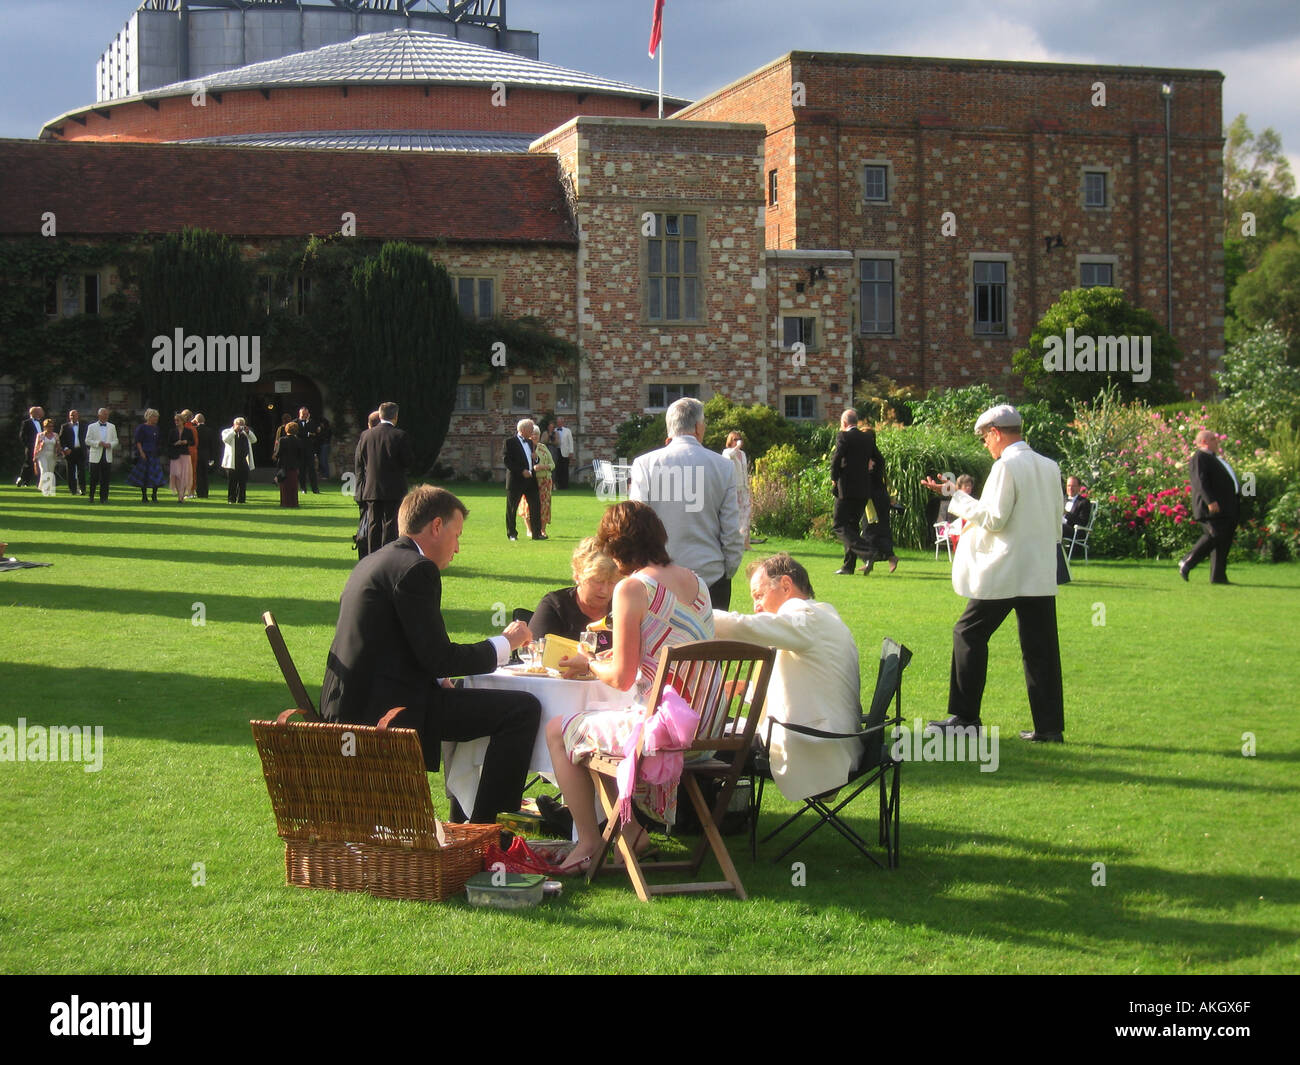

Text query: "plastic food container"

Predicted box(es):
[465, 872, 546, 909]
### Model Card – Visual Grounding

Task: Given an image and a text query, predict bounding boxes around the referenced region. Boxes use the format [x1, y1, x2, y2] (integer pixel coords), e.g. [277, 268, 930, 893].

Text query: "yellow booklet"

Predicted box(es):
[542, 634, 580, 670]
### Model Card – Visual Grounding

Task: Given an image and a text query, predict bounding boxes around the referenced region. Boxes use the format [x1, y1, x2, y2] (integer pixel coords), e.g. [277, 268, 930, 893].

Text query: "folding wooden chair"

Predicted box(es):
[262, 610, 321, 721]
[584, 639, 775, 902]
[751, 637, 912, 868]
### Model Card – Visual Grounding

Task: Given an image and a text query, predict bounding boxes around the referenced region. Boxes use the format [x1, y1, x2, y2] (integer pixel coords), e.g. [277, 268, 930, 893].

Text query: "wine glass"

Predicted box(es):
[579, 629, 599, 658]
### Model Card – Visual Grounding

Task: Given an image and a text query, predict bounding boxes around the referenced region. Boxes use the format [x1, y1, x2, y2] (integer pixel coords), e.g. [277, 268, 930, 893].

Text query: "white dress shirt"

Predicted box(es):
[712, 597, 862, 801]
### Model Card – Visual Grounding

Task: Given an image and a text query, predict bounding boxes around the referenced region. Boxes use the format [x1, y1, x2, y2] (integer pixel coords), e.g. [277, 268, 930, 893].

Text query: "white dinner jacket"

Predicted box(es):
[630, 436, 743, 586]
[712, 597, 862, 801]
[948, 440, 1063, 600]
[85, 420, 118, 462]
[221, 426, 258, 471]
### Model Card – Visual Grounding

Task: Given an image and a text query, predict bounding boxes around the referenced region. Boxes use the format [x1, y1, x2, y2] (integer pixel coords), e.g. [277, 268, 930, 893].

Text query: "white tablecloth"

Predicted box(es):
[445, 668, 625, 820]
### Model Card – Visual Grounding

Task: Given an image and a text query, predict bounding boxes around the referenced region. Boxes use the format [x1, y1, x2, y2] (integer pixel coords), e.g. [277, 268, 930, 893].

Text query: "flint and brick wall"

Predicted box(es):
[681, 53, 1225, 395]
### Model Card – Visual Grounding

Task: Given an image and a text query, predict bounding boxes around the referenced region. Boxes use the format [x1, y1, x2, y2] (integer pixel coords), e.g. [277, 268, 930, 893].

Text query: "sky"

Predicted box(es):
[1, 0, 1298, 176]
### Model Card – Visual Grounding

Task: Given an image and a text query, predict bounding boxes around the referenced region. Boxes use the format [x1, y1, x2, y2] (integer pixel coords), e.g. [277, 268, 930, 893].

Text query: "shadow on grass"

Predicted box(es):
[539, 820, 1300, 967]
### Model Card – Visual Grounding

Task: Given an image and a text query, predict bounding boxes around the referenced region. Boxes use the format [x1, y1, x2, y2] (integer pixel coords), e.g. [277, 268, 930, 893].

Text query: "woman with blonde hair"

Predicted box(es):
[32, 418, 60, 496]
[127, 409, 166, 503]
[531, 537, 619, 647]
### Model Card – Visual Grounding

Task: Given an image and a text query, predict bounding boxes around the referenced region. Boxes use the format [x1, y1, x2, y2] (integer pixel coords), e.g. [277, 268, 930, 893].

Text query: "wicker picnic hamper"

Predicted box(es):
[251, 708, 498, 902]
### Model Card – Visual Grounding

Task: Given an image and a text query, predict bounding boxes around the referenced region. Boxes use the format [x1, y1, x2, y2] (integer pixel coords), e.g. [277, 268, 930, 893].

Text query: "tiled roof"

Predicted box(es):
[177, 129, 539, 152]
[141, 29, 685, 103]
[0, 139, 575, 245]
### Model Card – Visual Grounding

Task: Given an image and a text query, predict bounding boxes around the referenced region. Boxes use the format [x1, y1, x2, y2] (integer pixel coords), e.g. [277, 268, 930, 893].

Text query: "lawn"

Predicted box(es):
[1, 480, 1297, 974]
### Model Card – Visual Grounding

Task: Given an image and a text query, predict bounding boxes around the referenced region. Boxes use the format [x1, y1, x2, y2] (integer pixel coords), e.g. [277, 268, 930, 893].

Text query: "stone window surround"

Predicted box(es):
[640, 205, 709, 326]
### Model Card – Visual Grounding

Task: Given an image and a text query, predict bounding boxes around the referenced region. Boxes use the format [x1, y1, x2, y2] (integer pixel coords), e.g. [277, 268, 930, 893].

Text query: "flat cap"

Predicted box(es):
[974, 404, 1023, 434]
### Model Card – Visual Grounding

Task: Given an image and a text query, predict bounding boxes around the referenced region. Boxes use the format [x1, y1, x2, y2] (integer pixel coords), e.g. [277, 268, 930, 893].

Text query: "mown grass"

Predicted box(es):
[1, 480, 1297, 974]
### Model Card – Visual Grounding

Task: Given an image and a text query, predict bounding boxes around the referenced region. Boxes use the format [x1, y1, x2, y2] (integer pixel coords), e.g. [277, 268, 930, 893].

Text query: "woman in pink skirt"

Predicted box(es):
[544, 501, 714, 874]
[166, 413, 196, 503]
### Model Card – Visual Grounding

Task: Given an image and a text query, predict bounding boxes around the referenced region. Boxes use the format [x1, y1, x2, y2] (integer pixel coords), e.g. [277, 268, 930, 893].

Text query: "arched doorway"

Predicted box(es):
[247, 370, 324, 467]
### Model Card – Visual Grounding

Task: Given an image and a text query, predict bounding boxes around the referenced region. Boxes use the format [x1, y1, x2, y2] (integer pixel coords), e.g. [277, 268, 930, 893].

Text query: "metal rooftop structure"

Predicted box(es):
[98, 0, 536, 101]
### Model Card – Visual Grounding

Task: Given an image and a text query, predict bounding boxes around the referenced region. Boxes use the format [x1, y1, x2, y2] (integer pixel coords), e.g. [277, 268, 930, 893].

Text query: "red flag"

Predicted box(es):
[649, 0, 665, 58]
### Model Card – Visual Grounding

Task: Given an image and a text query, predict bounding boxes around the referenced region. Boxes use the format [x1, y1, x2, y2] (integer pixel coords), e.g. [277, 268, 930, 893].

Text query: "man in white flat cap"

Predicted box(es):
[920, 404, 1066, 742]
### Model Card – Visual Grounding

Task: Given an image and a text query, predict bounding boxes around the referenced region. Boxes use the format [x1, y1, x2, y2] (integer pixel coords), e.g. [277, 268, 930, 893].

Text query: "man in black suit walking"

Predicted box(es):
[320, 485, 540, 823]
[59, 409, 87, 495]
[1181, 430, 1240, 585]
[829, 408, 880, 575]
[356, 401, 415, 557]
[503, 417, 544, 541]
[15, 405, 43, 487]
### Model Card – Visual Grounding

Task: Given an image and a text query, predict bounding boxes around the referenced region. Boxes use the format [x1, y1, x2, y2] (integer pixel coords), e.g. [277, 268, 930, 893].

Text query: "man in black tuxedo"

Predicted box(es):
[59, 409, 87, 495]
[320, 485, 540, 823]
[192, 413, 218, 499]
[295, 406, 320, 494]
[1181, 430, 1240, 585]
[829, 408, 880, 575]
[1061, 475, 1092, 542]
[15, 405, 43, 487]
[356, 400, 415, 557]
[503, 417, 543, 541]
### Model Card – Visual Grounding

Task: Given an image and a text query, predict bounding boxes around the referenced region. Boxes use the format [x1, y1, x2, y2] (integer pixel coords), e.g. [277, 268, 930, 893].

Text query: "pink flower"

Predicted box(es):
[1174, 516, 1183, 524]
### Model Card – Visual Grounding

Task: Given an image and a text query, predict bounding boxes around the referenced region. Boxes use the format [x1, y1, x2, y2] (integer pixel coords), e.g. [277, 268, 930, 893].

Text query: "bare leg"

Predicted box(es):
[545, 716, 604, 869]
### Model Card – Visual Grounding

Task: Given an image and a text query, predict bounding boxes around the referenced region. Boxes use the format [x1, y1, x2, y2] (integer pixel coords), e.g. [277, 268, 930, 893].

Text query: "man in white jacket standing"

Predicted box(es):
[921, 405, 1066, 743]
[84, 408, 119, 504]
[712, 553, 862, 800]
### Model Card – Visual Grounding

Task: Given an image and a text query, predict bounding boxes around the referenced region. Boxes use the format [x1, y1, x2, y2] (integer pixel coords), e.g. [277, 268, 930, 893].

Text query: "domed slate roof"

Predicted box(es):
[140, 28, 685, 104]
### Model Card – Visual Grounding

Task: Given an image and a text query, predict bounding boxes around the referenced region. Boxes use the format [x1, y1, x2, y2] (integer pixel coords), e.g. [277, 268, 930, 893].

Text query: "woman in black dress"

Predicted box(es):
[272, 421, 305, 508]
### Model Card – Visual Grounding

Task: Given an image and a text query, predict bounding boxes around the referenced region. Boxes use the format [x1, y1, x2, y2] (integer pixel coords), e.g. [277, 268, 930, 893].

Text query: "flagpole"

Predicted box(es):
[658, 38, 664, 118]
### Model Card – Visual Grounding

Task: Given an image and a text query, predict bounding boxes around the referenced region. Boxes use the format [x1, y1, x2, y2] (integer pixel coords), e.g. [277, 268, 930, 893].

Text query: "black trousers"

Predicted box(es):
[421, 687, 541, 824]
[227, 465, 248, 503]
[948, 596, 1064, 734]
[88, 456, 112, 502]
[862, 490, 896, 560]
[65, 448, 86, 494]
[1185, 517, 1236, 583]
[300, 451, 319, 493]
[195, 458, 210, 498]
[555, 454, 570, 489]
[832, 496, 869, 571]
[505, 474, 541, 538]
[364, 499, 401, 555]
[708, 573, 733, 612]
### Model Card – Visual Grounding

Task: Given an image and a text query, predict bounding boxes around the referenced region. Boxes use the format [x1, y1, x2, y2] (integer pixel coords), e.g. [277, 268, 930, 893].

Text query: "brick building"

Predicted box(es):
[680, 52, 1224, 396]
[2, 31, 1223, 476]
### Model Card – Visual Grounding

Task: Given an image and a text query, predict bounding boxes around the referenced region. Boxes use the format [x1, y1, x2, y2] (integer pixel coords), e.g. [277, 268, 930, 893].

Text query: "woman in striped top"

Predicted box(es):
[547, 501, 714, 873]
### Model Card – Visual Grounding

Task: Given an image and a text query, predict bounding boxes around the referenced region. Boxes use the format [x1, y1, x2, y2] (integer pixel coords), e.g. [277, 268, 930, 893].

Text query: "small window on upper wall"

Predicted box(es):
[864, 165, 888, 202]
[973, 260, 1007, 335]
[554, 383, 574, 412]
[781, 316, 816, 350]
[647, 382, 700, 409]
[1080, 262, 1114, 288]
[768, 169, 779, 206]
[455, 276, 496, 320]
[510, 384, 530, 410]
[1084, 171, 1107, 208]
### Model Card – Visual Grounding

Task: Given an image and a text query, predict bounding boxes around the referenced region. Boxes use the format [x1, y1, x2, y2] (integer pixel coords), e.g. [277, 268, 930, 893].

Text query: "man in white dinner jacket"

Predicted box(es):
[84, 408, 119, 504]
[921, 404, 1066, 743]
[630, 396, 743, 610]
[712, 553, 863, 800]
